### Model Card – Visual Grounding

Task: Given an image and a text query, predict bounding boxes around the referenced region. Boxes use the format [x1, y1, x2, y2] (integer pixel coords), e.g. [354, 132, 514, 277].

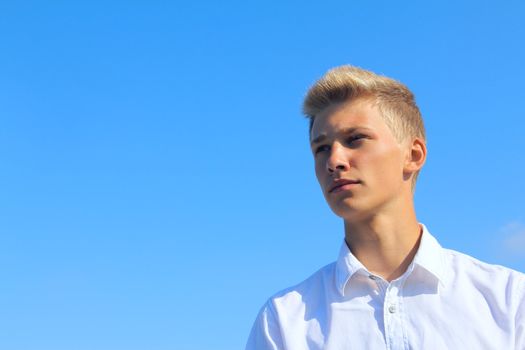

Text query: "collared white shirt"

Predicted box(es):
[246, 225, 525, 349]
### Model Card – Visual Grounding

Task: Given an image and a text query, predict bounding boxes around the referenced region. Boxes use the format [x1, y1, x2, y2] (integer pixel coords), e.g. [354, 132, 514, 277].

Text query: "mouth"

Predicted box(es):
[328, 179, 361, 193]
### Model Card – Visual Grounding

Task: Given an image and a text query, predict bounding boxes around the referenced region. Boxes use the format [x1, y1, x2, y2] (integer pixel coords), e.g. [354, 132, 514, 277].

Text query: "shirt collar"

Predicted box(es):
[335, 241, 367, 296]
[411, 224, 447, 286]
[334, 223, 447, 296]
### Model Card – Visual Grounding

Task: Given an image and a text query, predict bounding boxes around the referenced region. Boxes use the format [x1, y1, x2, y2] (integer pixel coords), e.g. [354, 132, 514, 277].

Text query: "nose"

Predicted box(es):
[326, 143, 349, 173]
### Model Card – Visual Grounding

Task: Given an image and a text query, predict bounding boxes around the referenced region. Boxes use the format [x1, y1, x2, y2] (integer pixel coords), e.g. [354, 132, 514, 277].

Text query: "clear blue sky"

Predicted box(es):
[1, 1, 524, 349]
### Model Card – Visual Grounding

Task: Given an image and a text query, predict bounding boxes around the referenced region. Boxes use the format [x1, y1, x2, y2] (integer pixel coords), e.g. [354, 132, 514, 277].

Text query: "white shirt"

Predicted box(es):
[246, 225, 525, 349]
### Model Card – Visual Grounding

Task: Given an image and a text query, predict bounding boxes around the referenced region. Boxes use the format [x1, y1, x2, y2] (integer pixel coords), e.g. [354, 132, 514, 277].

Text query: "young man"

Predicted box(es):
[246, 66, 525, 349]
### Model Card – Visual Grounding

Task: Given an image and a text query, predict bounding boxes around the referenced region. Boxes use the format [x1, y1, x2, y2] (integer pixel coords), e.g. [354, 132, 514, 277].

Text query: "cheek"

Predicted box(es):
[314, 160, 332, 195]
[314, 157, 325, 175]
[363, 149, 404, 180]
[314, 162, 325, 184]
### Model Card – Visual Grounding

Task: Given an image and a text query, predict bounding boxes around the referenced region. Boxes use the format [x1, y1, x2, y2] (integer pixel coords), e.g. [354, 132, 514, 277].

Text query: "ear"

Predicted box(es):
[403, 138, 427, 175]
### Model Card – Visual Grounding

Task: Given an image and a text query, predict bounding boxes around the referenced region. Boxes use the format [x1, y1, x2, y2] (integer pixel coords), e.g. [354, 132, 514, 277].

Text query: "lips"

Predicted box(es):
[328, 179, 361, 193]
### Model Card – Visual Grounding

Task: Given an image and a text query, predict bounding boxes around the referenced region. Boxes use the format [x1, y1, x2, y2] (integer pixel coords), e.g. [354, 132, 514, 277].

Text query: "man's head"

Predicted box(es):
[303, 66, 427, 220]
[303, 65, 425, 150]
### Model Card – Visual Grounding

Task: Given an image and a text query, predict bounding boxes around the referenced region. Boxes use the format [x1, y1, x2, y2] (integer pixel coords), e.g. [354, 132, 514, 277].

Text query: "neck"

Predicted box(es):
[343, 205, 422, 282]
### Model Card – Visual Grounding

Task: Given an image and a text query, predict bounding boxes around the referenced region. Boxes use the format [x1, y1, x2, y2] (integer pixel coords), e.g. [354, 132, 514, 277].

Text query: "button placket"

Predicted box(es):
[383, 283, 405, 350]
[388, 304, 397, 313]
[387, 284, 398, 314]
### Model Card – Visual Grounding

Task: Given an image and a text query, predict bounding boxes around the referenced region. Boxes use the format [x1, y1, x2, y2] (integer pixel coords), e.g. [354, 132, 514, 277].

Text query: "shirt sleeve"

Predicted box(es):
[516, 276, 525, 350]
[245, 301, 284, 350]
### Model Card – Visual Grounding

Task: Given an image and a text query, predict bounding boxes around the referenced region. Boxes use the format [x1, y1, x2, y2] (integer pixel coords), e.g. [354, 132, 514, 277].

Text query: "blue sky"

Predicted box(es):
[1, 1, 524, 349]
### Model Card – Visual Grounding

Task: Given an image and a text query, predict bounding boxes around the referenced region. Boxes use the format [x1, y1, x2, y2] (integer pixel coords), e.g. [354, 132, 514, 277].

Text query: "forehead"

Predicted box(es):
[310, 99, 392, 140]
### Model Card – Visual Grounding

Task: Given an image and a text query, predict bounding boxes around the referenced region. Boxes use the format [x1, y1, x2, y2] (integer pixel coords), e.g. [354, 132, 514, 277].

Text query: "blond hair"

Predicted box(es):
[303, 65, 425, 143]
[303, 65, 426, 185]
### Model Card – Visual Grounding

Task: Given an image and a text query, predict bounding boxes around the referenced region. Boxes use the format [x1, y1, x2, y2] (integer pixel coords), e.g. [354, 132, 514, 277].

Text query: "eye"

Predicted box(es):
[346, 134, 367, 146]
[314, 144, 330, 155]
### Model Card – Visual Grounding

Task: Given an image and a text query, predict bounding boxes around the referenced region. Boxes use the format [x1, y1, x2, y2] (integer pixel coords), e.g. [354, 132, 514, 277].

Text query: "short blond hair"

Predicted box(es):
[303, 65, 426, 186]
[303, 65, 425, 144]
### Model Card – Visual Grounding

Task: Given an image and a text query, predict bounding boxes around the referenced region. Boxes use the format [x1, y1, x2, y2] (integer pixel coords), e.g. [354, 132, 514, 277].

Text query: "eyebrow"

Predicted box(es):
[310, 134, 327, 146]
[310, 127, 370, 146]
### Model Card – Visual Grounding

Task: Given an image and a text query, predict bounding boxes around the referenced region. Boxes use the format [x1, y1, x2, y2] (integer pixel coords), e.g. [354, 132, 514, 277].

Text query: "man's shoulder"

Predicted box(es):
[265, 261, 337, 310]
[442, 247, 525, 291]
[444, 247, 523, 274]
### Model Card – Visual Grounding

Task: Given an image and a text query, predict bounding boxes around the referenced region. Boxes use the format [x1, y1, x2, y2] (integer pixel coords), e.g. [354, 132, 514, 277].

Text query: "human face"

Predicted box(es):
[310, 99, 410, 221]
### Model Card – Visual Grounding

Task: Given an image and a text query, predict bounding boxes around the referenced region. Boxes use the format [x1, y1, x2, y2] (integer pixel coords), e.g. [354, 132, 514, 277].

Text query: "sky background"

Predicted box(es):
[1, 1, 524, 349]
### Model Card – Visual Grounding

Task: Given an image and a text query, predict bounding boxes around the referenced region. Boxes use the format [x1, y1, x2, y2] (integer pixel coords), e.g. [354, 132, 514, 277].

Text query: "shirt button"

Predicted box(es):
[388, 305, 396, 313]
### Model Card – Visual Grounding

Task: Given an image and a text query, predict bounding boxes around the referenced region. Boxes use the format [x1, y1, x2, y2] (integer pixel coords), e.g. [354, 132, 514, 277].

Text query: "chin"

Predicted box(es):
[328, 199, 376, 222]
[337, 210, 373, 222]
[331, 203, 366, 221]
